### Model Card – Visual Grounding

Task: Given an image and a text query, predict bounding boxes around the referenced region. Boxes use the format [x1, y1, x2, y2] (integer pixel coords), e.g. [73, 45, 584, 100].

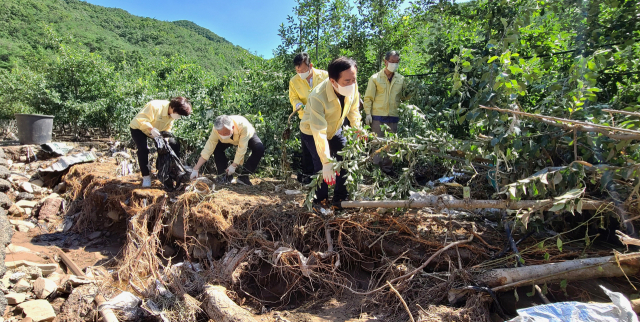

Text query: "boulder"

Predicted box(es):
[29, 180, 44, 188]
[0, 165, 9, 179]
[0, 192, 12, 209]
[0, 179, 10, 192]
[6, 292, 26, 305]
[17, 299, 56, 322]
[19, 182, 33, 193]
[13, 279, 32, 293]
[33, 278, 57, 299]
[15, 200, 37, 209]
[16, 192, 35, 201]
[10, 220, 36, 229]
[7, 244, 32, 254]
[8, 204, 24, 216]
[36, 198, 63, 220]
[5, 261, 58, 277]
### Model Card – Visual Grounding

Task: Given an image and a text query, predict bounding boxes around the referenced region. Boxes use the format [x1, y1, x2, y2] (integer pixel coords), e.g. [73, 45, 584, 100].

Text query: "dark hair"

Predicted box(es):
[327, 56, 357, 81]
[169, 97, 192, 116]
[293, 52, 311, 67]
[385, 50, 400, 61]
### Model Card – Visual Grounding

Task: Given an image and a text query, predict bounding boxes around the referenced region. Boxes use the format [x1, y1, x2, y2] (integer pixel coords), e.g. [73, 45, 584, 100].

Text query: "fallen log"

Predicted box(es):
[202, 285, 258, 322]
[477, 252, 640, 292]
[341, 197, 608, 211]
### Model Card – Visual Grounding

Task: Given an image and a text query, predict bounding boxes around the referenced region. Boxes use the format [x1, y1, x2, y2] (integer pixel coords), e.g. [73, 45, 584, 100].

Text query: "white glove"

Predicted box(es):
[365, 114, 372, 125]
[296, 103, 303, 111]
[150, 128, 161, 138]
[322, 163, 337, 185]
[190, 169, 199, 180]
[226, 164, 237, 175]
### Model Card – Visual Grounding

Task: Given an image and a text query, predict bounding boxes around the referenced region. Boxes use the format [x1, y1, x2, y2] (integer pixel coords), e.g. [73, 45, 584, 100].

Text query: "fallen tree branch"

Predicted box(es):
[386, 281, 415, 322]
[603, 109, 640, 118]
[202, 285, 258, 322]
[480, 105, 640, 140]
[341, 197, 610, 211]
[617, 230, 640, 247]
[477, 252, 640, 292]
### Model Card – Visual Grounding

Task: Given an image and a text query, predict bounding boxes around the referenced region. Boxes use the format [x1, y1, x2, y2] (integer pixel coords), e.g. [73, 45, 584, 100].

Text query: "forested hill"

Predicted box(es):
[0, 0, 257, 74]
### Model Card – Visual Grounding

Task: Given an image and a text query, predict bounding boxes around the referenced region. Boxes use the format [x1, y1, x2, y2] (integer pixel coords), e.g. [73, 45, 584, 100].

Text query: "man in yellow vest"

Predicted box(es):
[300, 57, 362, 209]
[363, 51, 413, 176]
[190, 115, 264, 186]
[289, 52, 329, 184]
[130, 97, 192, 187]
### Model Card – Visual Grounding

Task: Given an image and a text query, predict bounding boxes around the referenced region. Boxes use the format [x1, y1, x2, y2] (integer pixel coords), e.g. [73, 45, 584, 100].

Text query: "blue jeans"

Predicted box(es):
[301, 128, 349, 204]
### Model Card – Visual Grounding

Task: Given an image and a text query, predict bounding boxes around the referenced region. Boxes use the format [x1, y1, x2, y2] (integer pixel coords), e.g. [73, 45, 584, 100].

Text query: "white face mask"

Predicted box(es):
[298, 69, 311, 80]
[332, 82, 356, 97]
[218, 126, 233, 140]
[170, 113, 181, 120]
[387, 63, 399, 73]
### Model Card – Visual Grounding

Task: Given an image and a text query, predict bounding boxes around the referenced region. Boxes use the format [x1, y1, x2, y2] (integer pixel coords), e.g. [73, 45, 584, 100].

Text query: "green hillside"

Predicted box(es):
[0, 0, 257, 74]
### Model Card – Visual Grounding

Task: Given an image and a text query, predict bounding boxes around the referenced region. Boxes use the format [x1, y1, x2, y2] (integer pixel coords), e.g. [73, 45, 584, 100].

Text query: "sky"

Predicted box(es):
[83, 0, 412, 59]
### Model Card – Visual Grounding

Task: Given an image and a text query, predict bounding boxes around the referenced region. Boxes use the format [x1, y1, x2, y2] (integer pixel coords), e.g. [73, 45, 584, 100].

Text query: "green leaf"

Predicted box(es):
[537, 241, 545, 249]
[553, 171, 563, 185]
[556, 237, 563, 252]
[514, 288, 519, 302]
[544, 252, 550, 261]
[549, 202, 565, 212]
[560, 279, 568, 296]
[526, 285, 536, 297]
[488, 56, 499, 63]
[576, 200, 583, 214]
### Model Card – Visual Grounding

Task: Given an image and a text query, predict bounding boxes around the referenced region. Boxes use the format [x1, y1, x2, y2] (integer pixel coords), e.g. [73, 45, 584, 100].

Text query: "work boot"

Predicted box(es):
[237, 175, 252, 186]
[217, 174, 232, 184]
[141, 176, 151, 188]
[297, 173, 313, 185]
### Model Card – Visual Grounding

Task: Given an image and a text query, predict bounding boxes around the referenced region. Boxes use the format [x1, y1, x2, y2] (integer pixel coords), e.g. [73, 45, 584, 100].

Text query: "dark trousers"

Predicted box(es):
[130, 128, 180, 176]
[301, 129, 348, 204]
[371, 120, 398, 173]
[301, 140, 314, 177]
[214, 134, 264, 175]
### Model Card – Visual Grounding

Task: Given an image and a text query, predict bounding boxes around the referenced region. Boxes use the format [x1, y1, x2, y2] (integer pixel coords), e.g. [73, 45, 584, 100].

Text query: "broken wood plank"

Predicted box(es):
[59, 250, 119, 322]
[477, 252, 640, 292]
[202, 285, 258, 322]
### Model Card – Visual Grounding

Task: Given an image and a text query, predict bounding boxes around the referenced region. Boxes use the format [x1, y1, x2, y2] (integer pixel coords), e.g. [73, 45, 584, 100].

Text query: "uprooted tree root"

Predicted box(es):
[60, 163, 624, 321]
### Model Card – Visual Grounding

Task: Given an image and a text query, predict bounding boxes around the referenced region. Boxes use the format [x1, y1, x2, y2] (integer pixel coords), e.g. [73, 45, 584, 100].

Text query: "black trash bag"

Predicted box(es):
[154, 135, 192, 191]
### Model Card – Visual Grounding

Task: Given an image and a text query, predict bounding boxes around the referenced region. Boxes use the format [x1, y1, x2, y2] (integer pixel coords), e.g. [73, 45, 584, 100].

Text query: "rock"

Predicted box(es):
[15, 200, 37, 209]
[16, 225, 30, 232]
[10, 272, 27, 283]
[17, 299, 56, 322]
[7, 244, 31, 254]
[59, 285, 98, 321]
[49, 297, 65, 315]
[6, 293, 26, 304]
[87, 231, 102, 240]
[23, 317, 34, 322]
[8, 204, 24, 216]
[61, 275, 94, 287]
[13, 279, 32, 293]
[16, 192, 35, 201]
[0, 165, 9, 179]
[0, 179, 10, 192]
[106, 210, 120, 222]
[42, 193, 59, 200]
[19, 182, 33, 193]
[10, 220, 36, 229]
[29, 180, 44, 188]
[36, 198, 62, 220]
[52, 183, 66, 194]
[161, 245, 175, 257]
[33, 278, 57, 299]
[0, 148, 6, 159]
[5, 261, 57, 277]
[24, 208, 32, 216]
[0, 192, 13, 209]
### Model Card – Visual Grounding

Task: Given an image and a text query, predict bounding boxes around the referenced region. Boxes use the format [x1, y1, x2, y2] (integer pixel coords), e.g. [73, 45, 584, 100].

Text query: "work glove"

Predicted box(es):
[365, 114, 372, 125]
[226, 164, 237, 175]
[150, 128, 161, 138]
[296, 103, 304, 111]
[322, 163, 337, 186]
[190, 169, 199, 180]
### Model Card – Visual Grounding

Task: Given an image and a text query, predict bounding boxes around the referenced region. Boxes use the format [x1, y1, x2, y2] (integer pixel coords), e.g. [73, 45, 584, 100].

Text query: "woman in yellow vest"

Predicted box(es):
[289, 52, 329, 184]
[129, 97, 192, 187]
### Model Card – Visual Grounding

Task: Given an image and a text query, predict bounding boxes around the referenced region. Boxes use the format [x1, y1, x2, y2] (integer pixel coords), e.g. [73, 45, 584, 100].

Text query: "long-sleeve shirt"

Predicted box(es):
[200, 115, 256, 165]
[363, 69, 413, 117]
[289, 68, 329, 119]
[300, 79, 362, 164]
[129, 100, 174, 136]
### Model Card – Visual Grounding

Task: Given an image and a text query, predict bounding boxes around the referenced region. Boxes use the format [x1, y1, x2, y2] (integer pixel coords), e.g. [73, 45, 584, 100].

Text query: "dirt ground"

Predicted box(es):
[3, 139, 639, 322]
